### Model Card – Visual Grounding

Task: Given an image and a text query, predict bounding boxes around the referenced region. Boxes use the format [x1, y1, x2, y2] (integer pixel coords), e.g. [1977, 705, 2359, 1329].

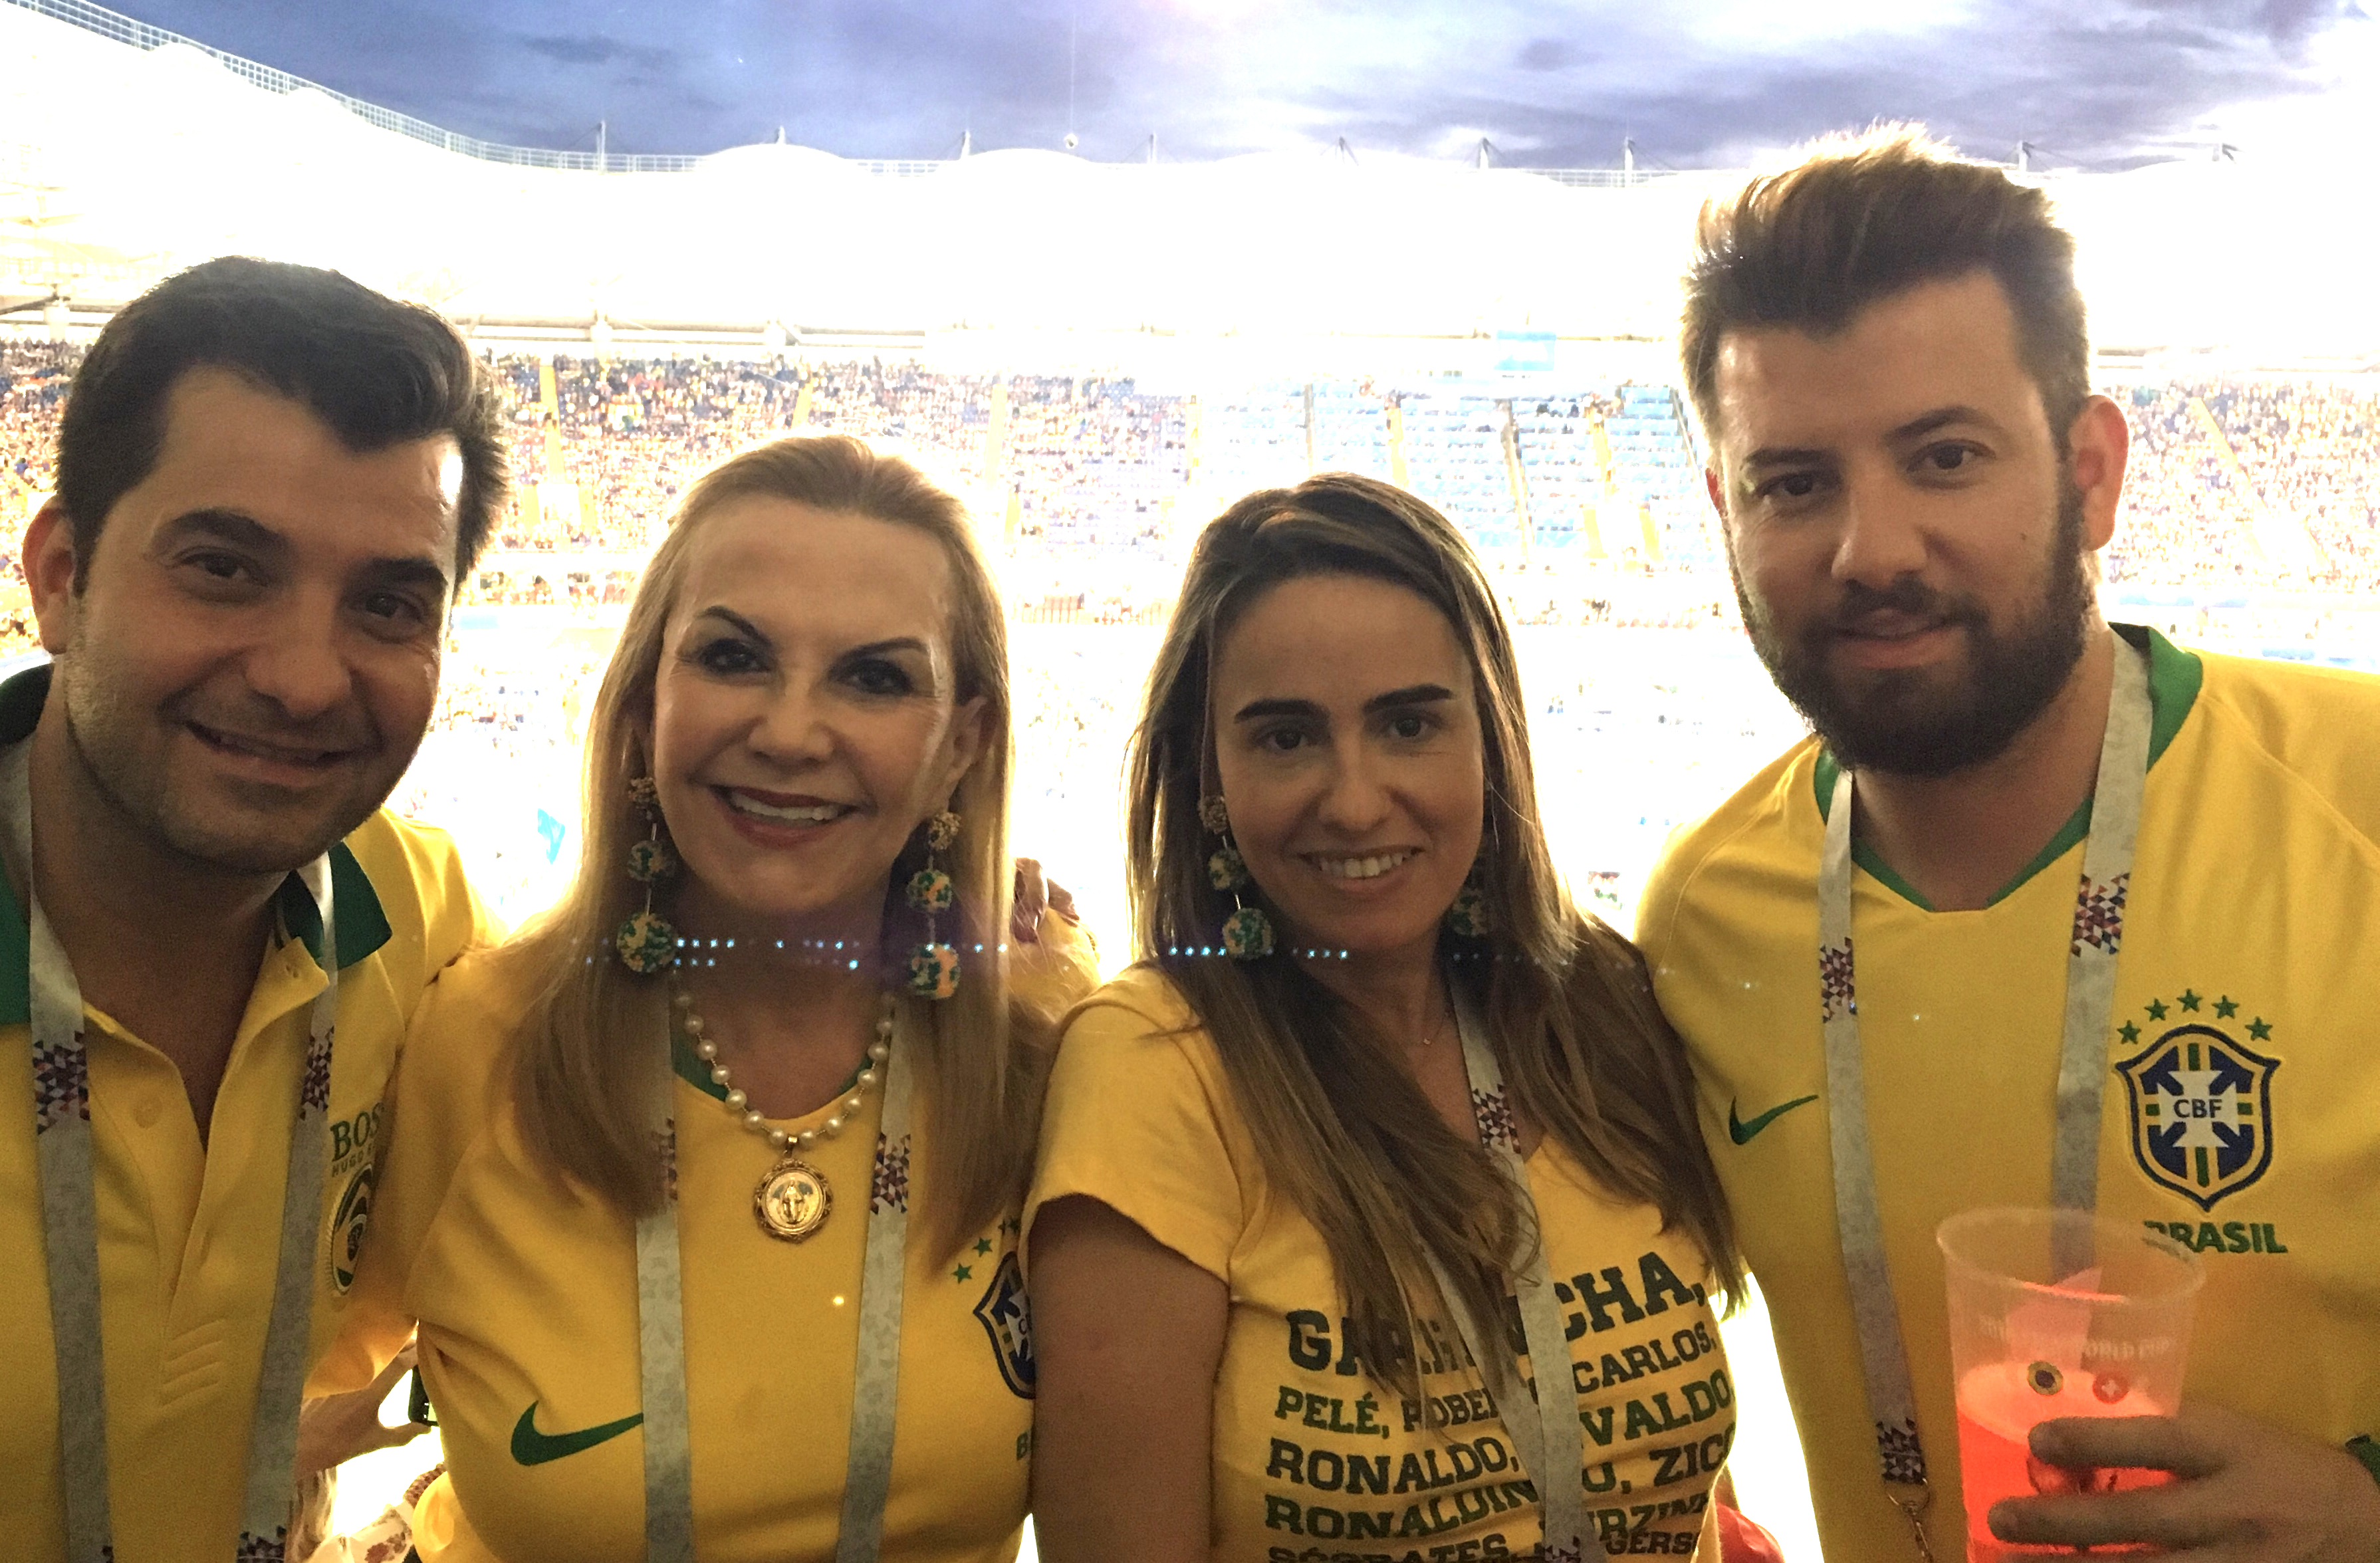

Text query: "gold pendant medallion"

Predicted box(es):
[753, 1157, 832, 1241]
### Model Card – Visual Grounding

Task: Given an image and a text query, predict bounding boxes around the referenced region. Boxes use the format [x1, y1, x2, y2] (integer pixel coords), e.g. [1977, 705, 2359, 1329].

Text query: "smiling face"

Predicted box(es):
[1209, 573, 1485, 963]
[31, 367, 460, 874]
[646, 497, 987, 937]
[1705, 271, 2126, 776]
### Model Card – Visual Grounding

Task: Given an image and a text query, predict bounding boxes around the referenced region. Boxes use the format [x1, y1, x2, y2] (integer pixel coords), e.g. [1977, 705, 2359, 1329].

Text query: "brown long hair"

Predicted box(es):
[1125, 473, 1742, 1393]
[505, 433, 1053, 1260]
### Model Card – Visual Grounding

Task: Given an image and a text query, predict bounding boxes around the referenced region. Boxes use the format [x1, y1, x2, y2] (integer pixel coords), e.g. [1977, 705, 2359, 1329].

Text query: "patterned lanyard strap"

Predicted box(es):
[1817, 636, 2151, 1559]
[635, 999, 915, 1563]
[1425, 985, 1589, 1563]
[2, 738, 340, 1563]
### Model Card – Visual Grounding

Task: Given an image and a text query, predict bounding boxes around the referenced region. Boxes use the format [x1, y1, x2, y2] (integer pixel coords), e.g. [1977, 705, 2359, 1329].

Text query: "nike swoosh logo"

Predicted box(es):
[1728, 1094, 1820, 1145]
[511, 1401, 645, 1466]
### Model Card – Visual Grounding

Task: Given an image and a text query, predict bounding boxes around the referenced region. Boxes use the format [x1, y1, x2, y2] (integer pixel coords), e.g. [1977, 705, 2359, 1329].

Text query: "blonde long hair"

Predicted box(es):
[505, 434, 1050, 1260]
[1126, 474, 1744, 1394]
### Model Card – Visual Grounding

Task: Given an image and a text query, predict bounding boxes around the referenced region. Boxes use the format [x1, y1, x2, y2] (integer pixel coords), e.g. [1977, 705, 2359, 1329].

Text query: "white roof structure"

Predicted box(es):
[3, 0, 2376, 364]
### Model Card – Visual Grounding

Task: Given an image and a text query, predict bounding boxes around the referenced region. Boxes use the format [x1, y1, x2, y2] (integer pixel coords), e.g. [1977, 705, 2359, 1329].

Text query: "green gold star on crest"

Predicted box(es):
[2214, 996, 2238, 1019]
[2145, 999, 2169, 1021]
[2178, 990, 2202, 1013]
[973, 1237, 994, 1257]
[2118, 1021, 2141, 1045]
[2247, 1017, 2274, 1041]
[953, 1264, 973, 1284]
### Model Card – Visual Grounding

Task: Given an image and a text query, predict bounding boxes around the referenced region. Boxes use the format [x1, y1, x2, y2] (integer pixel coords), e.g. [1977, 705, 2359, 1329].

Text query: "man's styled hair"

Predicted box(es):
[53, 255, 507, 587]
[1680, 126, 2089, 451]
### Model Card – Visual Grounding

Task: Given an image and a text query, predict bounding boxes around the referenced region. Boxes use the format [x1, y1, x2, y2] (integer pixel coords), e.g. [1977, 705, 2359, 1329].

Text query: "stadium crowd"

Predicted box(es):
[7, 340, 2379, 620]
[2203, 379, 2380, 590]
[0, 342, 71, 655]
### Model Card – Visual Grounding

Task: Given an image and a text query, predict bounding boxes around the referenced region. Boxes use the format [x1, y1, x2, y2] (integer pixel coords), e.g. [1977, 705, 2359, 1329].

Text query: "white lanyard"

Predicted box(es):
[3, 737, 341, 1563]
[1426, 984, 1588, 1563]
[1816, 636, 2151, 1558]
[635, 1001, 915, 1562]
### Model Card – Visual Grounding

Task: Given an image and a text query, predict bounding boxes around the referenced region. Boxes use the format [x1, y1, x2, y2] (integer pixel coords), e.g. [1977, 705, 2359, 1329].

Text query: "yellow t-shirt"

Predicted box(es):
[0, 675, 492, 1563]
[1027, 967, 1728, 1562]
[1636, 628, 2380, 1559]
[350, 923, 1099, 1563]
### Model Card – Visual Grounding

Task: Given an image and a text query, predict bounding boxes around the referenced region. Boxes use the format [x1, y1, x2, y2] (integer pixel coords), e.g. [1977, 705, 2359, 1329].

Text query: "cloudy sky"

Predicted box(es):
[122, 0, 2378, 168]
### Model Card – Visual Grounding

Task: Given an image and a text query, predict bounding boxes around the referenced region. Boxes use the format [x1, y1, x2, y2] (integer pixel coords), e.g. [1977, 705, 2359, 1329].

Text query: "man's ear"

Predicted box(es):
[2064, 395, 2130, 555]
[24, 502, 80, 656]
[1705, 464, 1728, 525]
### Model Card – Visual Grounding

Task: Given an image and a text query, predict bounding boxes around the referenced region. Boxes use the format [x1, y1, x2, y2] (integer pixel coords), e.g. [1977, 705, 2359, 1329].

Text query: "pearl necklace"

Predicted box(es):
[671, 979, 897, 1153]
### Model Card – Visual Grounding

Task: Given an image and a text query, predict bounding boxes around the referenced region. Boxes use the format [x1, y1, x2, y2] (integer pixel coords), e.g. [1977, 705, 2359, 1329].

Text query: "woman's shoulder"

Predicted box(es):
[1061, 963, 1209, 1046]
[399, 940, 545, 1112]
[1048, 965, 1235, 1100]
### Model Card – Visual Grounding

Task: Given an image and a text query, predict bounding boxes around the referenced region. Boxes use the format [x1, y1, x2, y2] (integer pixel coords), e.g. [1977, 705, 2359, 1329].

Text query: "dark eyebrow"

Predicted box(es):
[691, 614, 935, 668]
[159, 508, 451, 592]
[1890, 404, 2004, 443]
[1233, 686, 1454, 723]
[154, 507, 286, 558]
[357, 556, 453, 596]
[693, 606, 771, 643]
[1365, 683, 1454, 713]
[1739, 446, 1833, 475]
[839, 638, 931, 661]
[1233, 696, 1322, 723]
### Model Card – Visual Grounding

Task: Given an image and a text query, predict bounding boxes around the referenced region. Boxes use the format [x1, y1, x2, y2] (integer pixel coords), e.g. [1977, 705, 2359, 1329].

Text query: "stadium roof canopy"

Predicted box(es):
[3, 0, 2377, 364]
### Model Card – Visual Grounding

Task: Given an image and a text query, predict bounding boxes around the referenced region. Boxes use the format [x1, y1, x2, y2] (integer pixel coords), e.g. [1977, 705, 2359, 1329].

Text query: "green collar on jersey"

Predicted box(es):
[0, 663, 393, 1025]
[1812, 624, 2203, 912]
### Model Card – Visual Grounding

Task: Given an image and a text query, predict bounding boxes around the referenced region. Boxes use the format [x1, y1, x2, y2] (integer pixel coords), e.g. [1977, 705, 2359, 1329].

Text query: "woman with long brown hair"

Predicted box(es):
[1028, 473, 1746, 1561]
[344, 434, 1094, 1561]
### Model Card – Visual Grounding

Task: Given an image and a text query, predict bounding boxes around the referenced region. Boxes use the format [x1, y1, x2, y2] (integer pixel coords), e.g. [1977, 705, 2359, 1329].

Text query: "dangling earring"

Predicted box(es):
[1446, 861, 1492, 939]
[904, 809, 963, 999]
[616, 775, 679, 975]
[1199, 794, 1275, 961]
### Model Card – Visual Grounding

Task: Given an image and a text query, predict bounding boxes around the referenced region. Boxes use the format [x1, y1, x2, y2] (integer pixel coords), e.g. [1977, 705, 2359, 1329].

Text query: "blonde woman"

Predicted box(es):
[1028, 475, 1748, 1562]
[345, 435, 1094, 1561]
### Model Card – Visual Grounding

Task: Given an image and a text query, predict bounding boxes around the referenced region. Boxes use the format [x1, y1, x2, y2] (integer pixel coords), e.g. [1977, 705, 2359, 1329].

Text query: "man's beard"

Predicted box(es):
[1732, 483, 2094, 779]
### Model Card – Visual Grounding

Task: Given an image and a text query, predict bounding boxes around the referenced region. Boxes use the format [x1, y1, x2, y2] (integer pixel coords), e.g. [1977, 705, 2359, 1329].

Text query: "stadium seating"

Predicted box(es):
[7, 341, 2380, 606]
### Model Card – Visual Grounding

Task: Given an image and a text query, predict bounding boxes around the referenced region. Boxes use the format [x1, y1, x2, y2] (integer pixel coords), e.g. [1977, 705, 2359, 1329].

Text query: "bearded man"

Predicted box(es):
[1636, 129, 2380, 1561]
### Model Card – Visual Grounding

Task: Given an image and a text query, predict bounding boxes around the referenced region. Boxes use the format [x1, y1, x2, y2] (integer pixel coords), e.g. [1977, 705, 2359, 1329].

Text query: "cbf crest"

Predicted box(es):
[2114, 993, 2280, 1213]
[973, 1250, 1036, 1399]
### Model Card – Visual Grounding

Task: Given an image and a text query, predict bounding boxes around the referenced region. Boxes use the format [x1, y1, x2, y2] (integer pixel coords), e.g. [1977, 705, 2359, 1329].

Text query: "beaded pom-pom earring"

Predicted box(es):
[1199, 794, 1275, 961]
[615, 775, 679, 975]
[904, 809, 963, 999]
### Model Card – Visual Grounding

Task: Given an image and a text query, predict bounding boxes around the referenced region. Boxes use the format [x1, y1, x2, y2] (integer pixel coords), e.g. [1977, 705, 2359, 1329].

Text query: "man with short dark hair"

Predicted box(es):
[0, 256, 504, 1562]
[1638, 130, 2380, 1560]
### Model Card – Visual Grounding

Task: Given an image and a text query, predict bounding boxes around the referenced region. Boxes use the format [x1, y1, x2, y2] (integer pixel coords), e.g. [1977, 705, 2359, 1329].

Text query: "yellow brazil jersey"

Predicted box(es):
[349, 920, 1099, 1563]
[0, 667, 494, 1563]
[1027, 967, 1730, 1563]
[1635, 626, 2380, 1560]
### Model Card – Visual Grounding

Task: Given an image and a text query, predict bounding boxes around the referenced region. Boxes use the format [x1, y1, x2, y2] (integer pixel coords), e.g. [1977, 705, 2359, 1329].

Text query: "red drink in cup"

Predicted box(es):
[1939, 1209, 2202, 1561]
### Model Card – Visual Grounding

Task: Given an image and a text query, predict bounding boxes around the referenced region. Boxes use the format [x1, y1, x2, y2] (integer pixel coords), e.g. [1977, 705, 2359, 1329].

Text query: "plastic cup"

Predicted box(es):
[1937, 1207, 2203, 1560]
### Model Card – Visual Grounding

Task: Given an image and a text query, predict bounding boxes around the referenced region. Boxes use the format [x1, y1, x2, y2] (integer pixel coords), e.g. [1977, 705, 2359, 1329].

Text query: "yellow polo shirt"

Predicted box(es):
[348, 921, 1099, 1562]
[0, 666, 494, 1562]
[1637, 628, 2380, 1558]
[1028, 967, 1728, 1562]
